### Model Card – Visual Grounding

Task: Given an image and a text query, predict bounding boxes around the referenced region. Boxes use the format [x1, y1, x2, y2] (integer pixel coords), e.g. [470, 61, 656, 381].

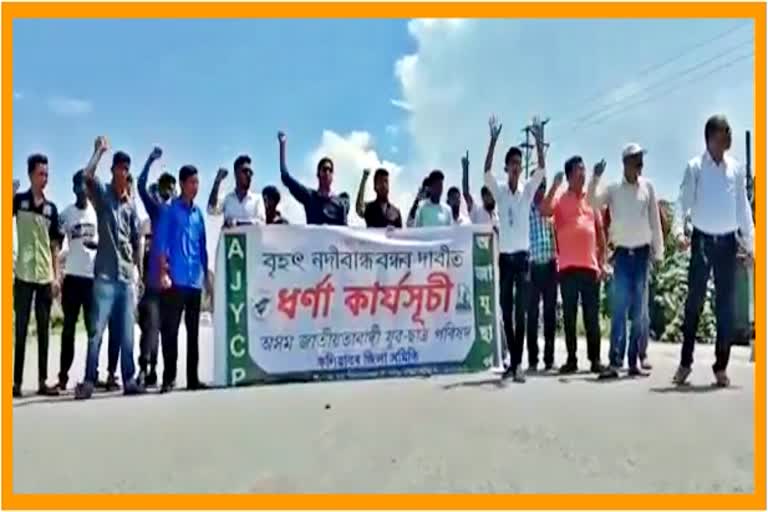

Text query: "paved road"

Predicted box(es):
[13, 323, 755, 493]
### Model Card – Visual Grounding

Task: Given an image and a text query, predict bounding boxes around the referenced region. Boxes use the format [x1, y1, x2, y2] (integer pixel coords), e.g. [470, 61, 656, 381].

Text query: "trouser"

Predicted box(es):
[681, 229, 737, 372]
[83, 278, 136, 385]
[638, 271, 651, 360]
[138, 289, 161, 373]
[107, 324, 121, 377]
[59, 275, 94, 384]
[161, 286, 202, 386]
[14, 279, 53, 388]
[526, 259, 557, 368]
[559, 268, 601, 365]
[499, 252, 530, 370]
[609, 246, 650, 369]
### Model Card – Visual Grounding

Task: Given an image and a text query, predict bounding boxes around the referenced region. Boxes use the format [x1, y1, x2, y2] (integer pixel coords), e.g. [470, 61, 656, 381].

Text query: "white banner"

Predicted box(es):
[213, 224, 502, 386]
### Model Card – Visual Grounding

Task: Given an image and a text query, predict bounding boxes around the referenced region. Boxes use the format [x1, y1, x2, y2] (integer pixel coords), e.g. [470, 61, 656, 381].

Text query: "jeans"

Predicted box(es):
[14, 279, 53, 388]
[161, 286, 202, 386]
[681, 229, 737, 372]
[83, 278, 136, 385]
[560, 268, 601, 365]
[138, 290, 161, 372]
[499, 252, 530, 370]
[638, 272, 651, 360]
[609, 246, 650, 369]
[527, 259, 557, 368]
[59, 275, 94, 385]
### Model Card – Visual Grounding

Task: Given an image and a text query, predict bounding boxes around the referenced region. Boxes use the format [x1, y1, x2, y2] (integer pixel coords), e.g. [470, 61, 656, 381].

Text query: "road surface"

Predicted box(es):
[12, 321, 755, 493]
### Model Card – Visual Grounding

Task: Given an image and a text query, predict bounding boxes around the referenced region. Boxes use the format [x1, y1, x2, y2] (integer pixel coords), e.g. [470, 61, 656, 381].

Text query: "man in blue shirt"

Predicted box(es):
[155, 165, 213, 393]
[75, 137, 144, 400]
[136, 146, 175, 387]
[278, 131, 347, 226]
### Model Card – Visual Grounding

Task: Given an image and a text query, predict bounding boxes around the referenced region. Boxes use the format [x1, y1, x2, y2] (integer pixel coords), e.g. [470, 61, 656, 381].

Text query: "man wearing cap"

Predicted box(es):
[588, 144, 664, 379]
[208, 155, 266, 227]
[483, 115, 547, 382]
[672, 115, 754, 387]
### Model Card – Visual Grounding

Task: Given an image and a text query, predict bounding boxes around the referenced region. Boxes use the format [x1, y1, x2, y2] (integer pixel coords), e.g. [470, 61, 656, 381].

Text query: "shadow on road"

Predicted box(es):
[649, 384, 741, 394]
[441, 377, 506, 390]
[12, 384, 226, 409]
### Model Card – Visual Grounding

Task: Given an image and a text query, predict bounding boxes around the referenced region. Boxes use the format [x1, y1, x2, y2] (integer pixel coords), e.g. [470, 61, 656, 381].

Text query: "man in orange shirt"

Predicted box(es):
[541, 156, 606, 374]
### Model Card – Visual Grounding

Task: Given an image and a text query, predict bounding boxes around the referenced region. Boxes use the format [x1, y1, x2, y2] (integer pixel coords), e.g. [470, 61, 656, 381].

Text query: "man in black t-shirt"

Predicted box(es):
[354, 168, 403, 228]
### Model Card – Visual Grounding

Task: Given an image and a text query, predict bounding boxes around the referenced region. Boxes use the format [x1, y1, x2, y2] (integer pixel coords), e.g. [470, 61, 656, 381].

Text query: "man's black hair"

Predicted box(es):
[27, 153, 48, 175]
[374, 168, 389, 181]
[317, 157, 334, 172]
[72, 168, 85, 185]
[158, 172, 176, 188]
[504, 146, 523, 166]
[179, 165, 198, 183]
[447, 186, 460, 196]
[705, 115, 730, 143]
[564, 156, 584, 179]
[426, 169, 445, 185]
[233, 155, 252, 173]
[112, 151, 131, 169]
[262, 185, 281, 203]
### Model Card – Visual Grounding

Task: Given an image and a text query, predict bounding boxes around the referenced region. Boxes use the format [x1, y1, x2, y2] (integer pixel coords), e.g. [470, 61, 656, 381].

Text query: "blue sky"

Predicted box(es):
[12, 18, 755, 252]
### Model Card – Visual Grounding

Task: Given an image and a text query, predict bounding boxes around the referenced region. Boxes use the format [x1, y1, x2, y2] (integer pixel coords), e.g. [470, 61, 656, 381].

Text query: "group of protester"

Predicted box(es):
[11, 113, 755, 399]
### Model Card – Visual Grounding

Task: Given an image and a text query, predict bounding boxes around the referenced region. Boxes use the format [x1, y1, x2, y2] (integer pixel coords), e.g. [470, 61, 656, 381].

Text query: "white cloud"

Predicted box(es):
[390, 99, 413, 112]
[47, 96, 93, 116]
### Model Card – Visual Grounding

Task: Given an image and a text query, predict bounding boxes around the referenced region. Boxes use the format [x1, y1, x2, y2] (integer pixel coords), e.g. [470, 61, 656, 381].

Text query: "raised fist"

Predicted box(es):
[531, 116, 545, 142]
[150, 146, 163, 161]
[215, 167, 229, 182]
[553, 172, 565, 188]
[277, 131, 287, 144]
[593, 159, 607, 177]
[362, 168, 371, 178]
[94, 136, 109, 154]
[461, 151, 469, 171]
[489, 115, 502, 140]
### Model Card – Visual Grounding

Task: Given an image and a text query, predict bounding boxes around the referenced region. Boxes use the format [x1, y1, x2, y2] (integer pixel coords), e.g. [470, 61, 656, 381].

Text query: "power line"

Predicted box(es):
[564, 39, 753, 128]
[549, 21, 753, 130]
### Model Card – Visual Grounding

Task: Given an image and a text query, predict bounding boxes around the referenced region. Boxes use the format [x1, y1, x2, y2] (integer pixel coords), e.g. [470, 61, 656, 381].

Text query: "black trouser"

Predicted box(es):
[138, 289, 161, 373]
[559, 268, 602, 366]
[14, 279, 53, 388]
[106, 322, 121, 377]
[499, 252, 530, 370]
[681, 229, 737, 372]
[161, 286, 202, 386]
[527, 260, 558, 368]
[59, 275, 94, 385]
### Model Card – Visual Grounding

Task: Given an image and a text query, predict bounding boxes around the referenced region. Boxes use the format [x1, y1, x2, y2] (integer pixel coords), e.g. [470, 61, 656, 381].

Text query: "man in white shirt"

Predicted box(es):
[57, 170, 98, 391]
[483, 115, 546, 382]
[446, 186, 470, 225]
[207, 155, 266, 226]
[588, 144, 664, 379]
[412, 170, 454, 227]
[673, 115, 754, 387]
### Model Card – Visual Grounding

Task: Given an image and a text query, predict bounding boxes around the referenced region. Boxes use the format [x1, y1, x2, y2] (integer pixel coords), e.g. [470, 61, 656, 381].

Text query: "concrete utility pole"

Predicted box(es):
[521, 118, 550, 178]
[746, 130, 754, 215]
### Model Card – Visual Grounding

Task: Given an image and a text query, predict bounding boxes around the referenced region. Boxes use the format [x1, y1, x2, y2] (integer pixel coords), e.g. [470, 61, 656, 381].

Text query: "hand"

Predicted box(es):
[461, 151, 469, 171]
[13, 179, 20, 195]
[552, 172, 565, 189]
[593, 159, 607, 177]
[362, 168, 371, 179]
[160, 273, 172, 291]
[215, 167, 229, 182]
[150, 146, 163, 161]
[94, 136, 109, 155]
[277, 131, 287, 145]
[488, 115, 502, 140]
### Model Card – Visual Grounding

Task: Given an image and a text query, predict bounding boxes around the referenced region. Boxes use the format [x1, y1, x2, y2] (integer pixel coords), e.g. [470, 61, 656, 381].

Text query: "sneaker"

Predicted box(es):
[37, 383, 60, 396]
[74, 382, 95, 400]
[672, 366, 691, 386]
[527, 363, 538, 374]
[12, 385, 22, 399]
[598, 366, 620, 380]
[136, 370, 147, 389]
[590, 361, 605, 374]
[559, 362, 578, 374]
[146, 370, 158, 388]
[160, 381, 176, 394]
[512, 367, 526, 383]
[57, 377, 68, 392]
[123, 380, 146, 396]
[501, 366, 516, 380]
[544, 362, 554, 372]
[714, 370, 730, 388]
[187, 381, 209, 391]
[640, 357, 653, 371]
[105, 374, 121, 392]
[627, 367, 648, 378]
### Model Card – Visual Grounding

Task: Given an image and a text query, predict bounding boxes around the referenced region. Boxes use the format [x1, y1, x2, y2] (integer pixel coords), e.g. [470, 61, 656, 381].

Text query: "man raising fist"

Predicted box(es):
[208, 154, 265, 227]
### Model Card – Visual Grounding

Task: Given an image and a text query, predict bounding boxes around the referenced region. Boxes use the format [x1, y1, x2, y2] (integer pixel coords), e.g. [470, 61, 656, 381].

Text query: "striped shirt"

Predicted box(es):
[529, 203, 556, 264]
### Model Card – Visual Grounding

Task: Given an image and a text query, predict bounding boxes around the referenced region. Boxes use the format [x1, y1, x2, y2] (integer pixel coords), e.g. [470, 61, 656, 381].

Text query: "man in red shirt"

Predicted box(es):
[541, 156, 606, 374]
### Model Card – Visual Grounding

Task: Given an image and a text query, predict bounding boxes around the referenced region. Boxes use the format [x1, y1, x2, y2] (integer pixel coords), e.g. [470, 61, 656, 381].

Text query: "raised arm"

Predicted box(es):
[83, 136, 109, 206]
[355, 169, 370, 219]
[278, 131, 311, 205]
[461, 151, 474, 212]
[206, 167, 229, 216]
[138, 146, 163, 219]
[587, 160, 609, 209]
[540, 172, 564, 217]
[407, 190, 424, 227]
[484, 115, 502, 174]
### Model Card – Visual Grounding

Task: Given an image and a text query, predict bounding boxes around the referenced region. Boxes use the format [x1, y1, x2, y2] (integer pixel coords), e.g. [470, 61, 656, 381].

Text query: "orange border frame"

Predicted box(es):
[2, 2, 765, 510]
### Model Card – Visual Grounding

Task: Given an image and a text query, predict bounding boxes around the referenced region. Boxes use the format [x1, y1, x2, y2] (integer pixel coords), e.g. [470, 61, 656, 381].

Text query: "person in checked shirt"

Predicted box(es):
[526, 179, 558, 372]
[588, 144, 664, 379]
[672, 115, 754, 387]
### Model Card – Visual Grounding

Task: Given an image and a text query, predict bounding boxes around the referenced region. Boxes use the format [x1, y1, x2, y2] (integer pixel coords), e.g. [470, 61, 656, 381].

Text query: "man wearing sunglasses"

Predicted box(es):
[588, 144, 664, 379]
[207, 154, 266, 227]
[278, 131, 347, 226]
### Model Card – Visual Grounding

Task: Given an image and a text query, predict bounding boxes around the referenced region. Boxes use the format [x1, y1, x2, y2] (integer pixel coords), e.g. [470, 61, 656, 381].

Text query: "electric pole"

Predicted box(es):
[746, 130, 754, 217]
[521, 117, 550, 178]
